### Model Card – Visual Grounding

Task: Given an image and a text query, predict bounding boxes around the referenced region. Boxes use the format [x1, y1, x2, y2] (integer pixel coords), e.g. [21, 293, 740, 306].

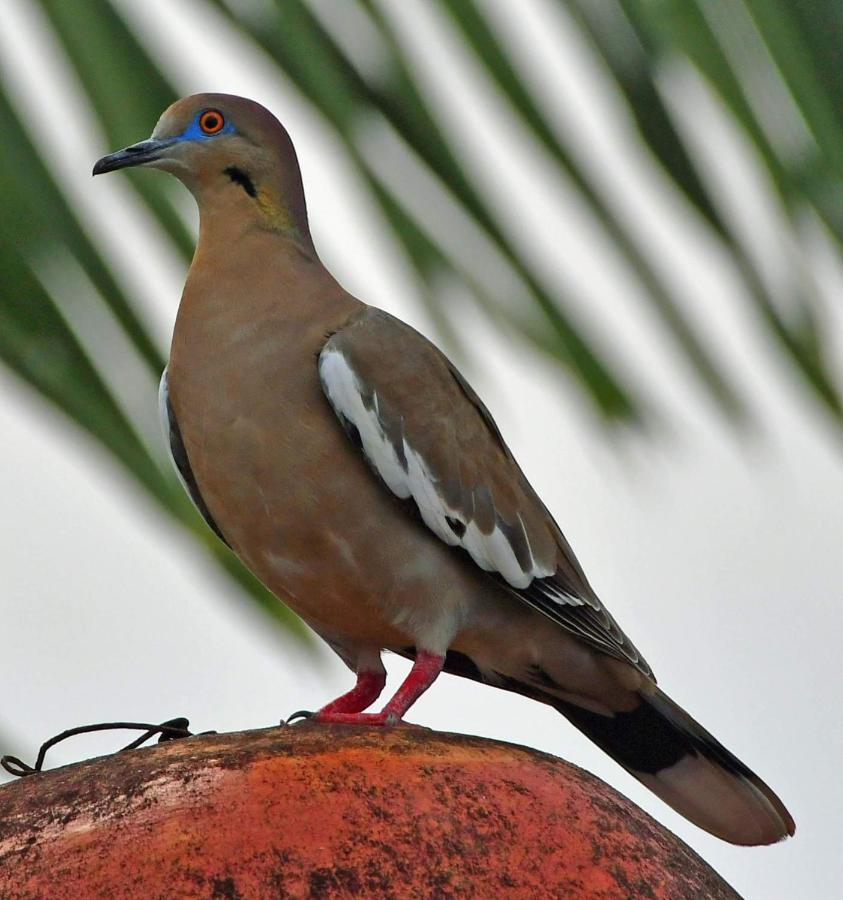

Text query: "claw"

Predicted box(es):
[283, 710, 314, 725]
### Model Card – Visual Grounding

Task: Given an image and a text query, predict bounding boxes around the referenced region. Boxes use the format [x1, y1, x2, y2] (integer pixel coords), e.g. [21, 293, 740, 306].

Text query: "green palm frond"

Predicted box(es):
[2, 0, 841, 641]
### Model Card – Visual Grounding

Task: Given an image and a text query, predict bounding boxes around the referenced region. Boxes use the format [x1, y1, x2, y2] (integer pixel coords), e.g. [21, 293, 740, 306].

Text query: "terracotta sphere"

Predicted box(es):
[0, 724, 737, 898]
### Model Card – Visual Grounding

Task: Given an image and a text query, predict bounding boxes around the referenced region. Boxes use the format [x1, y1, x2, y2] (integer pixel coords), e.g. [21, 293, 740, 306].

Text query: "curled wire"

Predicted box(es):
[1, 717, 215, 778]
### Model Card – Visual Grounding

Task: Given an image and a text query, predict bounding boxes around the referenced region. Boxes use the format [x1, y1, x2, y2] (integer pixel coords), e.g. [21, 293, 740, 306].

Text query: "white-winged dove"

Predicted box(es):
[94, 94, 794, 845]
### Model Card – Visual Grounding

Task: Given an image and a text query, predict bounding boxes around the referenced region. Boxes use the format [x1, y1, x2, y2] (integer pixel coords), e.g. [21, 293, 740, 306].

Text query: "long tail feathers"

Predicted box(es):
[410, 648, 794, 845]
[554, 688, 795, 846]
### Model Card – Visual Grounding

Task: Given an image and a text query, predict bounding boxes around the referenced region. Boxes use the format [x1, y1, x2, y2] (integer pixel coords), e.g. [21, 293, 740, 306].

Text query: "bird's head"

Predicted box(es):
[93, 93, 311, 244]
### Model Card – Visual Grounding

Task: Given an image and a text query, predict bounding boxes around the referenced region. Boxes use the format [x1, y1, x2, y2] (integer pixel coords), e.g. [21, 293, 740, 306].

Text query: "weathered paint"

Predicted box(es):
[0, 724, 738, 898]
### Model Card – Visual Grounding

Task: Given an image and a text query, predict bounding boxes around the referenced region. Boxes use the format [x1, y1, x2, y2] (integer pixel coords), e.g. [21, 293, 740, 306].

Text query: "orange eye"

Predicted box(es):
[199, 110, 225, 134]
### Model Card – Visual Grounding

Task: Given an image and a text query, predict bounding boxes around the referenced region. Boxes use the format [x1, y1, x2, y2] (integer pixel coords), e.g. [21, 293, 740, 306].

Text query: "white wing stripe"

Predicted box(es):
[320, 349, 409, 498]
[403, 441, 460, 545]
[536, 580, 584, 607]
[320, 346, 540, 590]
[483, 524, 532, 587]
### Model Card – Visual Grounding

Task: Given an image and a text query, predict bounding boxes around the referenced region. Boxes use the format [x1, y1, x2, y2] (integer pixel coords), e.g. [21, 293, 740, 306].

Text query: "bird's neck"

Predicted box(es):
[182, 212, 357, 333]
[191, 174, 316, 258]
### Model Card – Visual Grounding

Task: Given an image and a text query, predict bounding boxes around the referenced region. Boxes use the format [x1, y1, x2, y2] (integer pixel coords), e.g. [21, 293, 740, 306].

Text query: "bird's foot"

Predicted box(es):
[289, 651, 442, 728]
[313, 709, 401, 726]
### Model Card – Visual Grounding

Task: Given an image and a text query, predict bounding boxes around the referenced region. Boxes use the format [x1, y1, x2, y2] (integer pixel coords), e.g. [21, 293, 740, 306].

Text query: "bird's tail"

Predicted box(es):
[554, 687, 795, 845]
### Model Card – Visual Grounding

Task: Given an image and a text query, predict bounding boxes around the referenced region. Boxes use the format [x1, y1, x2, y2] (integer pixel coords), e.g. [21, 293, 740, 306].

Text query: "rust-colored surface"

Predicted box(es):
[0, 724, 737, 899]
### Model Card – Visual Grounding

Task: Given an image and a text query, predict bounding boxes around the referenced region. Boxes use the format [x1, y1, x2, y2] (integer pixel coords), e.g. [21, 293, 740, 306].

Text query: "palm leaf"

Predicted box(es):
[0, 68, 308, 639]
[209, 0, 640, 421]
[3, 0, 842, 659]
[576, 0, 842, 417]
[36, 0, 194, 260]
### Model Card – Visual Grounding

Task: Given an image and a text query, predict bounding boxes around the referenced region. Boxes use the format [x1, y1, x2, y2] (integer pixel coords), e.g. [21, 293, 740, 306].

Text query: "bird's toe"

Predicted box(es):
[283, 710, 315, 725]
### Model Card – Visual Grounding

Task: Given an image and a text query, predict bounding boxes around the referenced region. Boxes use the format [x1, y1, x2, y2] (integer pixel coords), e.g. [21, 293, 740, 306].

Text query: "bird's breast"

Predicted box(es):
[165, 289, 475, 644]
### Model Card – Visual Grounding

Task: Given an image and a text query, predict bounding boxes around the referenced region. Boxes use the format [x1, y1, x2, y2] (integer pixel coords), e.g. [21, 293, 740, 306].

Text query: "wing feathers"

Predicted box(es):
[322, 345, 549, 588]
[318, 310, 649, 674]
[319, 349, 410, 499]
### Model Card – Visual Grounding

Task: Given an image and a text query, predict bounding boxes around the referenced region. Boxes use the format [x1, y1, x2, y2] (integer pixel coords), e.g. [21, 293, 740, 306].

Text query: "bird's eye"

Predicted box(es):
[199, 110, 225, 135]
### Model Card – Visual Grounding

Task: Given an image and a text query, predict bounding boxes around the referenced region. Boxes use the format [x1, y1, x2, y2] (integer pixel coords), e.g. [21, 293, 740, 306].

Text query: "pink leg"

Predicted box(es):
[317, 670, 387, 716]
[315, 650, 444, 726]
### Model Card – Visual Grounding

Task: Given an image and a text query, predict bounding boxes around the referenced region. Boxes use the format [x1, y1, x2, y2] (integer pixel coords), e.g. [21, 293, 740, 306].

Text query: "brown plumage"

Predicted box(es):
[94, 93, 794, 845]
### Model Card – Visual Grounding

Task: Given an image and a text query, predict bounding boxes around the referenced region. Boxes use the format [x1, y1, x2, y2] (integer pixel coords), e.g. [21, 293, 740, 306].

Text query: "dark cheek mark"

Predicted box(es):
[224, 165, 257, 198]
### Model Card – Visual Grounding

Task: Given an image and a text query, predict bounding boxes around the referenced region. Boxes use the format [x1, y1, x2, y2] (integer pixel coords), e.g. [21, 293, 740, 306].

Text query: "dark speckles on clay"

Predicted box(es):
[0, 723, 740, 899]
[308, 866, 362, 898]
[211, 876, 242, 899]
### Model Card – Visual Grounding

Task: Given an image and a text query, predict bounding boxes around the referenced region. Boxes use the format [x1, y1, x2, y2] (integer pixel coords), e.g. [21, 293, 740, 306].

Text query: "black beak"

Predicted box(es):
[92, 138, 175, 176]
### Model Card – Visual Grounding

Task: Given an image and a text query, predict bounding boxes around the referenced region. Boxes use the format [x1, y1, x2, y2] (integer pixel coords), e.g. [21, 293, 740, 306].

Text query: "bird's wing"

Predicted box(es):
[318, 308, 651, 676]
[159, 368, 230, 547]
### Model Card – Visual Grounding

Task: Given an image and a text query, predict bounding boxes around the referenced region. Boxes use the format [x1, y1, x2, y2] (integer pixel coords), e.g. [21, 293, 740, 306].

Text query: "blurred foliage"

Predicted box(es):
[1, 0, 842, 638]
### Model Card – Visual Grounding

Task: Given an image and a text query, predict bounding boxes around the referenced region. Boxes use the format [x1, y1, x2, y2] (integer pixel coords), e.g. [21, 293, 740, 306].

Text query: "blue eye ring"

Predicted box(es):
[199, 109, 225, 135]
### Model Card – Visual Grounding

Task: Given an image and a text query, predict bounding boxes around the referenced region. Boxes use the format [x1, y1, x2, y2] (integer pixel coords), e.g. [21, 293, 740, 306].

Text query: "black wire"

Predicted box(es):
[1, 717, 216, 778]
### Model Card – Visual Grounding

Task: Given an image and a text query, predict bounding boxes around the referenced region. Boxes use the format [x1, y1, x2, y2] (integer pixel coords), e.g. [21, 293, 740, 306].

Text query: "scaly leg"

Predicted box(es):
[317, 669, 387, 716]
[315, 650, 444, 726]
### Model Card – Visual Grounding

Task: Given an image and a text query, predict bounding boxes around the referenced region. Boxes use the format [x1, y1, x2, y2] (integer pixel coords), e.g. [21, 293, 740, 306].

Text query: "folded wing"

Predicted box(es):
[318, 308, 650, 676]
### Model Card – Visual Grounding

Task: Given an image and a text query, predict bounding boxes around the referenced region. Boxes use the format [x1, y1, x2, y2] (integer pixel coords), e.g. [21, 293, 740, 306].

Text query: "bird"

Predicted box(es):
[93, 93, 794, 846]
